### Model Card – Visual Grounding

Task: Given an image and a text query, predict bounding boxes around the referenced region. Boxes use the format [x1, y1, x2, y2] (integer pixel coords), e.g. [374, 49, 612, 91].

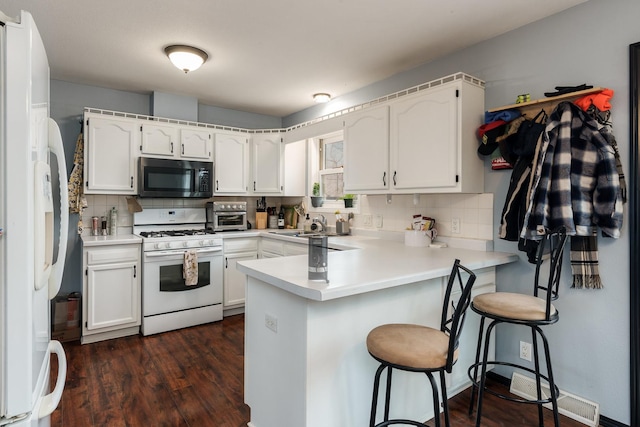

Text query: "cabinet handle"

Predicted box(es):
[254, 181, 256, 191]
[133, 265, 137, 278]
[393, 171, 397, 186]
[225, 257, 228, 268]
[130, 176, 134, 188]
[171, 142, 174, 153]
[182, 144, 185, 155]
[216, 180, 219, 191]
[383, 171, 386, 186]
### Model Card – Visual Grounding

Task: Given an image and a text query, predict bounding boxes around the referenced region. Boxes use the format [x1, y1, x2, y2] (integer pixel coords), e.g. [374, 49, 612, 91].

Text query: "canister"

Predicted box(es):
[91, 216, 99, 236]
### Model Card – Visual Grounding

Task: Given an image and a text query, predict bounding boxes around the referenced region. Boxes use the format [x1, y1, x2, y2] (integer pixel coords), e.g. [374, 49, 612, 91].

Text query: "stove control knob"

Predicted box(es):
[198, 240, 205, 247]
[232, 204, 237, 209]
[154, 243, 161, 249]
[183, 241, 189, 248]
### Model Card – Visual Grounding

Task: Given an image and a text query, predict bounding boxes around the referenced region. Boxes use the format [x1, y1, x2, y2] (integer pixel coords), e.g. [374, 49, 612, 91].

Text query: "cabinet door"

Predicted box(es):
[180, 128, 212, 160]
[344, 105, 390, 192]
[86, 261, 140, 331]
[141, 123, 177, 157]
[214, 132, 249, 194]
[84, 115, 138, 194]
[252, 133, 282, 194]
[390, 85, 458, 191]
[224, 252, 257, 307]
[283, 139, 307, 197]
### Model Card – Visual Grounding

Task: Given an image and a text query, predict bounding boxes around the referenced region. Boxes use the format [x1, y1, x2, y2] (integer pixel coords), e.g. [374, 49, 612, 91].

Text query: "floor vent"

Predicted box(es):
[510, 372, 600, 427]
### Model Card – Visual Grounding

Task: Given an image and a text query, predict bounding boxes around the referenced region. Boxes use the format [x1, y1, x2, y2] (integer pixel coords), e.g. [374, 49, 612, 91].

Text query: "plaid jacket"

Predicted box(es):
[521, 102, 623, 239]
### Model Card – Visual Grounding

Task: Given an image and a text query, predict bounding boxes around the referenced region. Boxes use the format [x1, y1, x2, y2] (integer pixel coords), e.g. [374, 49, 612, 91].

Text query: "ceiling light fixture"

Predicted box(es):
[313, 93, 331, 103]
[165, 45, 208, 73]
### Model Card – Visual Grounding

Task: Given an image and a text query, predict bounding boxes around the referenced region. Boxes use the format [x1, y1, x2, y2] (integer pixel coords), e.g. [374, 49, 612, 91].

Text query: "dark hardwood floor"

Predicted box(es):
[51, 314, 589, 426]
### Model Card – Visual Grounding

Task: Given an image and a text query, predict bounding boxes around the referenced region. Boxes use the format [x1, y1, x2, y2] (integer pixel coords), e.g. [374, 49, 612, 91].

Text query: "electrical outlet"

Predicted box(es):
[451, 217, 461, 234]
[265, 314, 278, 333]
[519, 341, 532, 361]
[375, 214, 383, 228]
[363, 214, 372, 227]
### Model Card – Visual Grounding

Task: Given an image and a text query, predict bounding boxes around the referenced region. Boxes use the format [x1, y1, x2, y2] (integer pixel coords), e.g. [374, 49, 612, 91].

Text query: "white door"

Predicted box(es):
[224, 252, 257, 307]
[141, 123, 177, 157]
[252, 134, 282, 193]
[390, 85, 458, 190]
[180, 128, 212, 160]
[214, 132, 249, 194]
[86, 261, 140, 330]
[84, 115, 138, 194]
[344, 105, 390, 192]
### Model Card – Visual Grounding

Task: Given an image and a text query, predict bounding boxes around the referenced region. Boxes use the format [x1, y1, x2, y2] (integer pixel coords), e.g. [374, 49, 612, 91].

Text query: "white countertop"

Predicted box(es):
[81, 234, 142, 246]
[237, 235, 518, 301]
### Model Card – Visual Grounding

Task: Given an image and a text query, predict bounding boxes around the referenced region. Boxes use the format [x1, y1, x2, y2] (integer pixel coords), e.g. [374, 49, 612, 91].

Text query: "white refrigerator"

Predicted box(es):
[0, 9, 68, 427]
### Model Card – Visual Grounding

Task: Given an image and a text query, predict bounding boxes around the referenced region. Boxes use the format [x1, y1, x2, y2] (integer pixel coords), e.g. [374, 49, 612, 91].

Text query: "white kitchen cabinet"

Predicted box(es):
[223, 238, 258, 311]
[251, 133, 282, 194]
[343, 105, 390, 192]
[81, 241, 141, 344]
[84, 113, 138, 194]
[283, 241, 308, 256]
[343, 79, 484, 194]
[140, 123, 211, 160]
[283, 139, 307, 197]
[140, 122, 178, 157]
[180, 127, 212, 160]
[214, 132, 250, 194]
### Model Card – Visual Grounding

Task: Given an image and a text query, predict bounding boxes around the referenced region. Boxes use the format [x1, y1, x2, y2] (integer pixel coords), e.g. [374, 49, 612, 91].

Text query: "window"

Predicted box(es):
[310, 131, 358, 212]
[319, 134, 344, 200]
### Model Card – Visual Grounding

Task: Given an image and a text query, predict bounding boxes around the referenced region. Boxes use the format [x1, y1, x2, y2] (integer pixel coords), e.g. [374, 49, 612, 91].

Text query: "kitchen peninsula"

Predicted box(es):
[237, 236, 518, 427]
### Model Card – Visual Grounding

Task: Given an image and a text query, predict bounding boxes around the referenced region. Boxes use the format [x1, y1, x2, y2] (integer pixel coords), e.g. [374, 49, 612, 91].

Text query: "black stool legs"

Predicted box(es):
[467, 319, 561, 427]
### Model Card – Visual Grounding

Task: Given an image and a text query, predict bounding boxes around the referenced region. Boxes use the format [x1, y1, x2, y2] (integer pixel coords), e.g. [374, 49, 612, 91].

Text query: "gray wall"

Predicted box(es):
[285, 0, 633, 423]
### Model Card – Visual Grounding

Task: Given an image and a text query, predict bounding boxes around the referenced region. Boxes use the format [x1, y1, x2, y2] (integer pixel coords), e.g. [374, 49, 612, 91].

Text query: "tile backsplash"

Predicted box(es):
[81, 193, 494, 241]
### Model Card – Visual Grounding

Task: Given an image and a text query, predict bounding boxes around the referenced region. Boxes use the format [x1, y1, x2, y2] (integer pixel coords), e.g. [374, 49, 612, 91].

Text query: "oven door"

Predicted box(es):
[214, 211, 247, 231]
[142, 247, 223, 316]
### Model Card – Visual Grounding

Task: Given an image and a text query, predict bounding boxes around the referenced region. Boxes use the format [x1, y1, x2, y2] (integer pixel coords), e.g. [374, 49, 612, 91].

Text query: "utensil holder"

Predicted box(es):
[256, 212, 267, 229]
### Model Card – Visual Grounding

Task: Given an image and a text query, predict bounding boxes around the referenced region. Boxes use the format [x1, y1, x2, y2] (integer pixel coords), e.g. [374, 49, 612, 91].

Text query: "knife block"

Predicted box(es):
[256, 212, 267, 229]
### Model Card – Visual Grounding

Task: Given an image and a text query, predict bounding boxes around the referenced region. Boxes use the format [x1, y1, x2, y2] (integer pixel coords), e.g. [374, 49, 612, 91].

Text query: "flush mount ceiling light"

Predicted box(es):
[164, 45, 208, 73]
[313, 93, 331, 103]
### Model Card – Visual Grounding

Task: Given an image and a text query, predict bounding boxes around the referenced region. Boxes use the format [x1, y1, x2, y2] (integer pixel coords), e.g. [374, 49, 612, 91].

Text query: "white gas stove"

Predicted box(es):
[133, 208, 223, 336]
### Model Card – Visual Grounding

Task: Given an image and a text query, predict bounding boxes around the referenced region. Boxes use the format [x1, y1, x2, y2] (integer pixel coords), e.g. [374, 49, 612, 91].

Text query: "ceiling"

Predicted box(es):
[0, 0, 588, 118]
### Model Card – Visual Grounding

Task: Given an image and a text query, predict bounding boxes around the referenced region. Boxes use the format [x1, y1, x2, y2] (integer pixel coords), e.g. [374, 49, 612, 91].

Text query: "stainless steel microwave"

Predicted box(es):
[138, 157, 213, 198]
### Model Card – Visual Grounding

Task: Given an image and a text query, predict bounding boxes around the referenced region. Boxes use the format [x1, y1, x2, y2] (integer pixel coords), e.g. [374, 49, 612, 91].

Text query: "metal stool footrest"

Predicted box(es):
[467, 360, 560, 405]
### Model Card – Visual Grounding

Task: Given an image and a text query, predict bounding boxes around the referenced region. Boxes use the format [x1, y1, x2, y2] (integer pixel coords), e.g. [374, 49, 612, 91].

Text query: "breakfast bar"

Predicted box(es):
[237, 237, 518, 427]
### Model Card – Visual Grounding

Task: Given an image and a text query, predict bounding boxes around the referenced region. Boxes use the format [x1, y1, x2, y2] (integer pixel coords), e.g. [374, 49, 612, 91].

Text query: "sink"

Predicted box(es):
[268, 230, 300, 236]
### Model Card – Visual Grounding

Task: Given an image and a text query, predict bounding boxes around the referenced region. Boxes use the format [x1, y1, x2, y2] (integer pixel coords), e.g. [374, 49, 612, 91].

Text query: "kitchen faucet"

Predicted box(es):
[313, 215, 327, 232]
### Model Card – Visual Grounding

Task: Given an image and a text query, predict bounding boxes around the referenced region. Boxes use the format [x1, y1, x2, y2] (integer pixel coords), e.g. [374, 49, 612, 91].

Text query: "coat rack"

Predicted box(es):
[488, 87, 605, 118]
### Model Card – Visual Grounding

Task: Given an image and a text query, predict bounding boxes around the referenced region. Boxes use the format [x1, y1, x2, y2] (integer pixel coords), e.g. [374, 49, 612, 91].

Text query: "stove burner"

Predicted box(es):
[139, 229, 215, 238]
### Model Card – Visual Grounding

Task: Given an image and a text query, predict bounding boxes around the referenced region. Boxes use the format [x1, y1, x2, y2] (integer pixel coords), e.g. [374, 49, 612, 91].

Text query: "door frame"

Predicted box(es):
[629, 41, 640, 427]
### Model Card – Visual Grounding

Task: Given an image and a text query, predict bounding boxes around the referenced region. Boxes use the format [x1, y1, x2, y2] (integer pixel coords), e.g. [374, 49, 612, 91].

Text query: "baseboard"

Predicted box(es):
[599, 415, 629, 427]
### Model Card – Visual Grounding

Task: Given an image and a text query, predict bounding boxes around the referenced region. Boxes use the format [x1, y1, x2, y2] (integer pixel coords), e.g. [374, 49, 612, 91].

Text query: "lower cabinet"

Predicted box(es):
[81, 241, 141, 344]
[223, 238, 258, 313]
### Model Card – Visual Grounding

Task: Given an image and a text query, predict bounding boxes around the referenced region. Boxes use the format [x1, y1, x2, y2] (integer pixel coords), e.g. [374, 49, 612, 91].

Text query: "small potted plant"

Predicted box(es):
[311, 182, 323, 207]
[343, 194, 355, 208]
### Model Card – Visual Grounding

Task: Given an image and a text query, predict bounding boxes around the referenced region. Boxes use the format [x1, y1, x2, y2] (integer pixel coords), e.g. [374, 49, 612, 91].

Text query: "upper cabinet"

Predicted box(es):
[344, 78, 484, 194]
[180, 127, 212, 160]
[84, 113, 138, 195]
[343, 105, 390, 192]
[251, 133, 282, 194]
[141, 122, 212, 161]
[214, 132, 249, 194]
[140, 122, 177, 157]
[283, 139, 307, 197]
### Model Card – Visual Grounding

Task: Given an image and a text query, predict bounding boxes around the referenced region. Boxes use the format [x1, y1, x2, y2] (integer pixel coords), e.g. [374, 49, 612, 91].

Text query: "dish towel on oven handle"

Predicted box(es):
[183, 249, 198, 286]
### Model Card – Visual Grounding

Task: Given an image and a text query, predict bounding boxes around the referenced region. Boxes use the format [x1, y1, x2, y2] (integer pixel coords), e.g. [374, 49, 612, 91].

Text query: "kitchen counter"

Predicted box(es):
[237, 235, 517, 301]
[239, 235, 518, 427]
[81, 234, 142, 247]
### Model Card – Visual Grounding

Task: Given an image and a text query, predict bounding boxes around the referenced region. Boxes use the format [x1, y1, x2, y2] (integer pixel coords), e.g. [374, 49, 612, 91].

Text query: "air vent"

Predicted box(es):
[510, 372, 600, 426]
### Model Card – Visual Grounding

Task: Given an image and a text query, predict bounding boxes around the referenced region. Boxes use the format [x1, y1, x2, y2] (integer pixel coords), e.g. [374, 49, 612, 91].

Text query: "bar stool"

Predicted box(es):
[468, 227, 568, 427]
[366, 259, 477, 427]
